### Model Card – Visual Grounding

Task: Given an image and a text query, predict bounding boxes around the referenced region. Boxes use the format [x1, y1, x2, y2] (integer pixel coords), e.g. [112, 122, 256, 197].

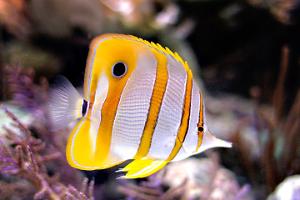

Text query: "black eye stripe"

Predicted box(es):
[112, 62, 127, 77]
[82, 100, 88, 116]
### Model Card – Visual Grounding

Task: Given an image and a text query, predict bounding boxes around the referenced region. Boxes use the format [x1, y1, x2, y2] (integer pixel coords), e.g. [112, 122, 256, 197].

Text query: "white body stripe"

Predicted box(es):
[70, 74, 109, 168]
[148, 55, 187, 160]
[90, 74, 109, 154]
[110, 51, 157, 160]
[85, 38, 108, 100]
[173, 81, 200, 161]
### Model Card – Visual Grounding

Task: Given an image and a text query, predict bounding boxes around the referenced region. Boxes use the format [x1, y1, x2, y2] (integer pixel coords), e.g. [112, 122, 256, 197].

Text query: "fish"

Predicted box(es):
[48, 34, 231, 179]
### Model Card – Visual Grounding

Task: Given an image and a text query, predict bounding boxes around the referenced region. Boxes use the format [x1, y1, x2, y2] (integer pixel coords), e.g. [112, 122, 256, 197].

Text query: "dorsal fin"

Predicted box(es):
[96, 34, 191, 73]
[131, 36, 191, 73]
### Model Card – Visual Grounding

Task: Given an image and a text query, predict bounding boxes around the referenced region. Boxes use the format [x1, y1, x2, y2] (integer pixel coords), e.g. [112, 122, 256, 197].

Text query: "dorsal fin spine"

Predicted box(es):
[131, 36, 190, 73]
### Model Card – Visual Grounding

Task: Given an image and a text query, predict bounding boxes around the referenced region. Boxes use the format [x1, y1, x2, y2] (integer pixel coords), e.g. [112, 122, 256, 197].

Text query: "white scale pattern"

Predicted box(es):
[148, 55, 187, 160]
[110, 51, 157, 160]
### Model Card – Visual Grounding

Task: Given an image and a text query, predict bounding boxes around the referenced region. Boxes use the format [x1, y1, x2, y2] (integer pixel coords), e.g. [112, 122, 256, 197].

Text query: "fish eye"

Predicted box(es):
[82, 100, 88, 116]
[112, 62, 127, 78]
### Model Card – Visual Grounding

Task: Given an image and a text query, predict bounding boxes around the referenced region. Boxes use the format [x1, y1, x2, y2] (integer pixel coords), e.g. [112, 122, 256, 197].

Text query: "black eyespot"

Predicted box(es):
[82, 100, 88, 116]
[112, 62, 127, 78]
[198, 126, 204, 132]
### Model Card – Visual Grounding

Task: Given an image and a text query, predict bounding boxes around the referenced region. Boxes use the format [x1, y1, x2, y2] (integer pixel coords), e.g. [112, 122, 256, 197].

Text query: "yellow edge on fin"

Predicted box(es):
[133, 36, 190, 72]
[119, 158, 167, 179]
[105, 34, 190, 73]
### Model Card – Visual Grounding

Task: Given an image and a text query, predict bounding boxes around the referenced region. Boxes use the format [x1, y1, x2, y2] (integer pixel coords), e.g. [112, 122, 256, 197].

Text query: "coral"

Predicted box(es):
[4, 66, 47, 111]
[193, 45, 300, 199]
[118, 154, 253, 200]
[224, 46, 300, 197]
[267, 175, 300, 200]
[0, 103, 33, 141]
[161, 155, 252, 200]
[118, 172, 188, 200]
[1, 66, 95, 199]
[0, 107, 95, 200]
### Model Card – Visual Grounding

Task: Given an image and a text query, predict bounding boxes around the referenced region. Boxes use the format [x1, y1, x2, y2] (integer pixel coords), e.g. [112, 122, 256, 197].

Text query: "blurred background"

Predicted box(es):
[0, 0, 299, 199]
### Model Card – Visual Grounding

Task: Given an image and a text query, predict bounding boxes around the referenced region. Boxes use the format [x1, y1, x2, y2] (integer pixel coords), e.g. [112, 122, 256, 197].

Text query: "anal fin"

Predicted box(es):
[119, 158, 167, 179]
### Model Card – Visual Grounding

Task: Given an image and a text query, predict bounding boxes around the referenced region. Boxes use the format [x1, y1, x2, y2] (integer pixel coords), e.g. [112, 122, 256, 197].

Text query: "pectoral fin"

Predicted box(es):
[48, 76, 83, 130]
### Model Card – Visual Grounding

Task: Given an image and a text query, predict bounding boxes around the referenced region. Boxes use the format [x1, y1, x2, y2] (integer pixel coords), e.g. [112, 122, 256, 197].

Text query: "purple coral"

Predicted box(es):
[1, 67, 95, 199]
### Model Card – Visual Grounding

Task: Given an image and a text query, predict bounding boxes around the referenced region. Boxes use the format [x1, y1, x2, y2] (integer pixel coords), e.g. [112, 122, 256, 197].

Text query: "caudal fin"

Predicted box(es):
[47, 76, 83, 130]
[196, 130, 232, 154]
